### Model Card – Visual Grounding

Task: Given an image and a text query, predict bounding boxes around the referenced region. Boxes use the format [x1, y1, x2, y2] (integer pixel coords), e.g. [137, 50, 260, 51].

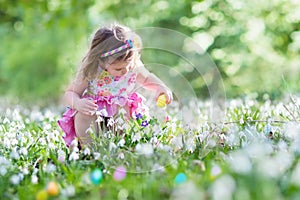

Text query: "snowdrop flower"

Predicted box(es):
[132, 132, 141, 143]
[107, 118, 115, 127]
[45, 163, 56, 173]
[150, 136, 158, 145]
[69, 151, 79, 161]
[48, 142, 56, 150]
[57, 150, 66, 163]
[211, 164, 222, 178]
[3, 117, 10, 124]
[118, 152, 125, 160]
[171, 181, 204, 200]
[227, 150, 252, 174]
[31, 174, 38, 184]
[184, 132, 196, 153]
[210, 175, 236, 200]
[0, 167, 7, 176]
[151, 163, 165, 173]
[39, 138, 47, 146]
[93, 152, 101, 160]
[135, 143, 154, 157]
[171, 122, 177, 133]
[95, 114, 103, 123]
[109, 142, 117, 151]
[239, 118, 244, 124]
[19, 147, 28, 156]
[61, 185, 75, 197]
[70, 139, 79, 149]
[83, 147, 91, 156]
[96, 108, 108, 118]
[3, 137, 11, 149]
[10, 174, 21, 185]
[10, 138, 18, 147]
[10, 148, 20, 160]
[117, 138, 126, 147]
[20, 166, 29, 175]
[171, 135, 183, 150]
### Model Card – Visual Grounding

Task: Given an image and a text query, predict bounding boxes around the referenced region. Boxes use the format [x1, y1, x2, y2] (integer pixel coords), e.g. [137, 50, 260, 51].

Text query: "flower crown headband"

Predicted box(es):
[100, 34, 142, 58]
[100, 39, 133, 58]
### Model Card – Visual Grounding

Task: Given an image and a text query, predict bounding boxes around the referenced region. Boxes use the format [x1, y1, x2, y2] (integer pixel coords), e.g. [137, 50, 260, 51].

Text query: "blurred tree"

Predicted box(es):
[1, 0, 300, 105]
[0, 0, 95, 105]
[91, 0, 300, 99]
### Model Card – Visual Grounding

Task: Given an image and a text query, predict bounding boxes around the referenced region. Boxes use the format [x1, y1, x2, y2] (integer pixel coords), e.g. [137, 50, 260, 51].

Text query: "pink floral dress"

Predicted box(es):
[58, 68, 148, 146]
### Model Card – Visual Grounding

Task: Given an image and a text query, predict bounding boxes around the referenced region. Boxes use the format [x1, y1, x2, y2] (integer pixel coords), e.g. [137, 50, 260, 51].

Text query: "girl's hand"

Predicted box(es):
[74, 98, 98, 116]
[156, 87, 173, 105]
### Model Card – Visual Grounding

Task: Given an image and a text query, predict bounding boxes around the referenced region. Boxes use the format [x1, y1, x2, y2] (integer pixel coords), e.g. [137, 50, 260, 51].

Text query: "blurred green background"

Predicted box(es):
[1, 0, 300, 106]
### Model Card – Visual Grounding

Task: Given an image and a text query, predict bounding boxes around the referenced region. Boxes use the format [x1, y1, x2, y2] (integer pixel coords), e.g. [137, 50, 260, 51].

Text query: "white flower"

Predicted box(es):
[135, 143, 154, 157]
[109, 142, 117, 151]
[47, 142, 55, 150]
[171, 135, 183, 150]
[10, 139, 18, 146]
[93, 152, 101, 160]
[21, 167, 29, 175]
[10, 148, 20, 160]
[132, 133, 141, 143]
[152, 163, 165, 173]
[210, 175, 236, 200]
[19, 147, 28, 156]
[57, 150, 66, 163]
[61, 185, 75, 197]
[69, 151, 79, 161]
[211, 164, 222, 177]
[107, 118, 115, 127]
[3, 137, 11, 148]
[96, 108, 108, 117]
[39, 138, 47, 146]
[117, 139, 126, 147]
[70, 139, 79, 148]
[31, 174, 38, 184]
[227, 151, 252, 174]
[45, 163, 56, 173]
[118, 152, 125, 159]
[83, 147, 91, 156]
[0, 167, 7, 176]
[10, 174, 21, 185]
[95, 115, 103, 123]
[239, 118, 244, 124]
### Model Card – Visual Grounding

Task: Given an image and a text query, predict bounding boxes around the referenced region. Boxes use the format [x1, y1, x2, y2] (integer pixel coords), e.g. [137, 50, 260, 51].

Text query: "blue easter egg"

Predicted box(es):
[90, 168, 103, 185]
[174, 173, 187, 184]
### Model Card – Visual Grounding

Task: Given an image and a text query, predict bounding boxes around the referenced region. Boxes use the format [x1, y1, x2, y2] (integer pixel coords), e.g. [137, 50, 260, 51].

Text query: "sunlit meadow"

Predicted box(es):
[1, 95, 300, 200]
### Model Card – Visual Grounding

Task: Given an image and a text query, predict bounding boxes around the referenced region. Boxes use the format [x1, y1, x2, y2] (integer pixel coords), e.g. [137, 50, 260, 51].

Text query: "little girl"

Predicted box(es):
[58, 24, 172, 147]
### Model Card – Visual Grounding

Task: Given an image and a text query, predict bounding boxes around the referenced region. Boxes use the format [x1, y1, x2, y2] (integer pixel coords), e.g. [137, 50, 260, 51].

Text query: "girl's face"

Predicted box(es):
[106, 60, 133, 77]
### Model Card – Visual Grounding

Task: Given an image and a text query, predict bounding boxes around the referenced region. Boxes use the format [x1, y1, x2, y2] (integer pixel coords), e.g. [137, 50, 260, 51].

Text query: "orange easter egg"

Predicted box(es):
[46, 181, 59, 196]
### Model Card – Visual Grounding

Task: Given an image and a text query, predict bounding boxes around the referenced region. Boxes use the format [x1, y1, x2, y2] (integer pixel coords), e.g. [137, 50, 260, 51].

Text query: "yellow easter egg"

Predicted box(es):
[157, 95, 167, 108]
[46, 181, 59, 196]
[36, 190, 48, 200]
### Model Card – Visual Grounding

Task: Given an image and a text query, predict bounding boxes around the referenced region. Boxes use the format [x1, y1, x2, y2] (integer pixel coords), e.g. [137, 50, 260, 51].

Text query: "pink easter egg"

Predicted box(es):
[113, 166, 127, 181]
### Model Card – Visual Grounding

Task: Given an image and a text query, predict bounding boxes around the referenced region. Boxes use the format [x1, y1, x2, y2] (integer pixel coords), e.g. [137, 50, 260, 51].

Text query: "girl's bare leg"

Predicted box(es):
[74, 112, 96, 147]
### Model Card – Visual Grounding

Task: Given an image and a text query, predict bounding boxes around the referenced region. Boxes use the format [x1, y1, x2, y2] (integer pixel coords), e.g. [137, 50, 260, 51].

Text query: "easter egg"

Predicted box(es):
[90, 168, 103, 185]
[46, 181, 59, 196]
[113, 166, 127, 181]
[174, 173, 187, 184]
[36, 190, 48, 200]
[157, 94, 167, 108]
